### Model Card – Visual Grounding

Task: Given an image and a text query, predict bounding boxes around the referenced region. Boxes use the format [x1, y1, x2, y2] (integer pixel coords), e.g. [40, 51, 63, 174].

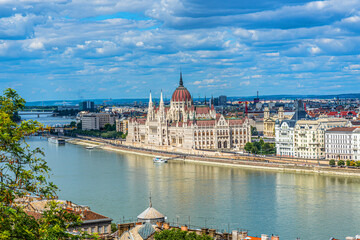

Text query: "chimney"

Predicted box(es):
[239, 231, 248, 238]
[163, 222, 170, 230]
[271, 236, 280, 240]
[261, 234, 269, 240]
[181, 226, 188, 231]
[208, 229, 216, 237]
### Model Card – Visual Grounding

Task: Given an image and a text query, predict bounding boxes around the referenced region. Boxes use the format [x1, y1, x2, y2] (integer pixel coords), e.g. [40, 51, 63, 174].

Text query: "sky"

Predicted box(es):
[1, 0, 360, 101]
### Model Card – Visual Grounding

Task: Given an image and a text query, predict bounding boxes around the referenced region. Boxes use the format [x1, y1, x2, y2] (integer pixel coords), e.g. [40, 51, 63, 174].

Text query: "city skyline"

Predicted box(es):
[2, 0, 360, 101]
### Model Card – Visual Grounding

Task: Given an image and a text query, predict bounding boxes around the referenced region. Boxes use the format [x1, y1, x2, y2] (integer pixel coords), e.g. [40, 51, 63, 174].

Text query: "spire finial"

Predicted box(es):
[149, 194, 152, 208]
[179, 70, 183, 86]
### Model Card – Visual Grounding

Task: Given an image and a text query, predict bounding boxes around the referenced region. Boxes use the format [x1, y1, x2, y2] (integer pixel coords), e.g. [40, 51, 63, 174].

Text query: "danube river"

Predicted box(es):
[29, 137, 360, 239]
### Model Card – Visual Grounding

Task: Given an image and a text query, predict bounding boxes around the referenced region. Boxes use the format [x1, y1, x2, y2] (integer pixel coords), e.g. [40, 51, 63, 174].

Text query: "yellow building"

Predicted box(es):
[263, 107, 287, 137]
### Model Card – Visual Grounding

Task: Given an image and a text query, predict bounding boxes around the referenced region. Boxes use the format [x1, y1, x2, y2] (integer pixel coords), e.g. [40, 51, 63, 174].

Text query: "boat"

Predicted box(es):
[48, 137, 65, 145]
[86, 146, 95, 150]
[153, 156, 168, 163]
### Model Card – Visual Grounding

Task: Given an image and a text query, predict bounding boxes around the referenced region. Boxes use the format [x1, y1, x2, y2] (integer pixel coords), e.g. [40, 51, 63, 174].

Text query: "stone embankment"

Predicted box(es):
[66, 136, 360, 177]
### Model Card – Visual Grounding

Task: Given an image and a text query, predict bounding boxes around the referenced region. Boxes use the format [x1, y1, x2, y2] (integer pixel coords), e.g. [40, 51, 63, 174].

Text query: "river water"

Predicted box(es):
[27, 136, 360, 239]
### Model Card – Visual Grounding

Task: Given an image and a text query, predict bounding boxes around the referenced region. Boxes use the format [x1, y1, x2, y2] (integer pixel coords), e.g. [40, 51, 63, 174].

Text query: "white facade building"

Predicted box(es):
[294, 118, 349, 159]
[275, 120, 296, 157]
[325, 127, 360, 161]
[126, 74, 251, 150]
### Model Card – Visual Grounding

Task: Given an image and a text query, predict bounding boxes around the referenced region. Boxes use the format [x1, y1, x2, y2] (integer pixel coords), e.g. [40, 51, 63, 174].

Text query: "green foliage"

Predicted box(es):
[243, 139, 275, 155]
[111, 223, 117, 233]
[338, 160, 345, 166]
[154, 229, 212, 240]
[103, 123, 116, 131]
[69, 128, 125, 139]
[0, 89, 92, 239]
[250, 126, 258, 136]
[69, 121, 77, 128]
[329, 160, 335, 166]
[346, 160, 351, 166]
[356, 161, 360, 168]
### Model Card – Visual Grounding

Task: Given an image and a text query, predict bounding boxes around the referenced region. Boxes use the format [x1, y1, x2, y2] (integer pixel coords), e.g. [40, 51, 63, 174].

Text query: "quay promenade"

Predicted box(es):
[65, 135, 360, 177]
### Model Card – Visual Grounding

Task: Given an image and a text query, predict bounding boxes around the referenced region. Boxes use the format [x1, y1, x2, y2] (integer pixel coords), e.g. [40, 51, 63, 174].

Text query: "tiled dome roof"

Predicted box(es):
[171, 71, 192, 102]
[172, 86, 192, 102]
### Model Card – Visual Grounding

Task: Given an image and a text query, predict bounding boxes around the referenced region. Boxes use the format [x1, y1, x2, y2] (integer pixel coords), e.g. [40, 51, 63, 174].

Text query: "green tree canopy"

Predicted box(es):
[0, 89, 92, 239]
[154, 229, 212, 240]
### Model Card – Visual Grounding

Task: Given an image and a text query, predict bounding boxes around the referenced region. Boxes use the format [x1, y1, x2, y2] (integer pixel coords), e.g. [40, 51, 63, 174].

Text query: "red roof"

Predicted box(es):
[25, 209, 110, 221]
[196, 120, 216, 126]
[196, 106, 210, 114]
[228, 119, 245, 125]
[171, 86, 192, 102]
[327, 127, 356, 132]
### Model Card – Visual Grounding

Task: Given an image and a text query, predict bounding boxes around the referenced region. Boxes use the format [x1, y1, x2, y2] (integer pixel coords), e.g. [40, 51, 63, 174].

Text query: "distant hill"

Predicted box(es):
[26, 93, 360, 106]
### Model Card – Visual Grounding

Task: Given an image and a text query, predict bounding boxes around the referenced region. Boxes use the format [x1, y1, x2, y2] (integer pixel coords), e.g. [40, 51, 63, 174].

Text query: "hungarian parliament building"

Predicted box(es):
[127, 73, 251, 150]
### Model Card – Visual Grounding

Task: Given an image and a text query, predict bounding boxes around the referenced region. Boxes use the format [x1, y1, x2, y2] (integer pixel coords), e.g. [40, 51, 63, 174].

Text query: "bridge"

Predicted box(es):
[18, 111, 56, 117]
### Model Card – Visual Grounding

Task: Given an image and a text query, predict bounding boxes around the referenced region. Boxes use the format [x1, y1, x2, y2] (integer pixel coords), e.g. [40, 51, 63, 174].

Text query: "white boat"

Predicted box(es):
[153, 156, 168, 163]
[48, 137, 65, 145]
[86, 146, 95, 150]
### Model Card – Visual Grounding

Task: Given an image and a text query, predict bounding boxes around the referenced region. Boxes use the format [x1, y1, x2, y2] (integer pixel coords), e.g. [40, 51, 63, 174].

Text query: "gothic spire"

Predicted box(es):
[179, 70, 183, 87]
[160, 90, 163, 104]
[149, 90, 152, 104]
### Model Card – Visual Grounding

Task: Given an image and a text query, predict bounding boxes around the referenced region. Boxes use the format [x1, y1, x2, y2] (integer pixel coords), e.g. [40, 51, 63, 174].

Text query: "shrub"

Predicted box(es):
[329, 159, 335, 166]
[346, 160, 351, 166]
[338, 160, 345, 166]
[356, 161, 360, 168]
[350, 160, 356, 166]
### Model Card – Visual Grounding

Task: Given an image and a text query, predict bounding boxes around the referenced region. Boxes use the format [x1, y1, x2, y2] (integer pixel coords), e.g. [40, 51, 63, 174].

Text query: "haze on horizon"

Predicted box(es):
[1, 0, 360, 101]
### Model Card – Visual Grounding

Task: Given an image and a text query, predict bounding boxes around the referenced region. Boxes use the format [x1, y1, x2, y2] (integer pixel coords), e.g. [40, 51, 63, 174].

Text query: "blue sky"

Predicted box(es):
[1, 0, 360, 101]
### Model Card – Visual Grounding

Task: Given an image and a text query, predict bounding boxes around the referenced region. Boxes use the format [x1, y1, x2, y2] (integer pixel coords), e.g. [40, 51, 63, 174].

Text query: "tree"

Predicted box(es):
[0, 89, 91, 239]
[329, 160, 335, 166]
[69, 121, 77, 128]
[356, 161, 360, 168]
[251, 126, 258, 136]
[338, 160, 345, 166]
[346, 160, 351, 166]
[154, 229, 212, 240]
[244, 142, 252, 153]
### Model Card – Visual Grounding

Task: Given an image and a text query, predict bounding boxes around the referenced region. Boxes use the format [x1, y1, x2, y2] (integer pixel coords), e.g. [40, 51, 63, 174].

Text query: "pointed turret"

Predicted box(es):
[158, 90, 166, 123]
[160, 90, 164, 105]
[149, 91, 153, 105]
[179, 71, 183, 86]
[147, 91, 154, 121]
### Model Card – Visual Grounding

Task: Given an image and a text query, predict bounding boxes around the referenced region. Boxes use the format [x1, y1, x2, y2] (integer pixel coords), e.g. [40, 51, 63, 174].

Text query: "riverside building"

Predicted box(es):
[81, 112, 116, 130]
[126, 73, 251, 150]
[325, 127, 360, 161]
[275, 100, 350, 159]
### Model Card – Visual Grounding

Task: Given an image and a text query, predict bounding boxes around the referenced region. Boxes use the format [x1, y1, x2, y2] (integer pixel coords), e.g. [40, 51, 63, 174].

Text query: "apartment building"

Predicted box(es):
[294, 118, 349, 159]
[116, 118, 129, 133]
[82, 113, 116, 130]
[325, 127, 360, 161]
[275, 120, 296, 157]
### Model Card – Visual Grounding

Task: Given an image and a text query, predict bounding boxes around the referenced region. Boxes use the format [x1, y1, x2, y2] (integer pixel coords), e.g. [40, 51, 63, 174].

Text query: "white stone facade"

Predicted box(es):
[325, 127, 360, 161]
[275, 120, 295, 157]
[126, 76, 251, 150]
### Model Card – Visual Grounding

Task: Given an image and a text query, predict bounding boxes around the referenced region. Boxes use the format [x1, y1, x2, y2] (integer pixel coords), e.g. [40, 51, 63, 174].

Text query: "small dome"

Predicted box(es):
[137, 207, 165, 222]
[137, 198, 165, 223]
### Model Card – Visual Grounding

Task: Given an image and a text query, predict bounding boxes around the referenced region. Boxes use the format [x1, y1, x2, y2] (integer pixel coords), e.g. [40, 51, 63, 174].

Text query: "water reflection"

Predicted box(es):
[29, 137, 360, 239]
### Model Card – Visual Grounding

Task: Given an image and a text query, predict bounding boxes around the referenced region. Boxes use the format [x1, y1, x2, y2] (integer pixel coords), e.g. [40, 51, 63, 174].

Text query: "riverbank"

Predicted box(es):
[66, 137, 360, 177]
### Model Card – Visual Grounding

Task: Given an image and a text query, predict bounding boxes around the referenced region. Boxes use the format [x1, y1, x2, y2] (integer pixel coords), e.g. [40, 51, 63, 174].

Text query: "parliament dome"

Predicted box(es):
[171, 72, 192, 102]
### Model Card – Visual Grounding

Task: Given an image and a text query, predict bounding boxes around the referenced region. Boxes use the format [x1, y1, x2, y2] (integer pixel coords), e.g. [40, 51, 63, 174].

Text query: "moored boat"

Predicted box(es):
[48, 137, 65, 145]
[153, 156, 168, 163]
